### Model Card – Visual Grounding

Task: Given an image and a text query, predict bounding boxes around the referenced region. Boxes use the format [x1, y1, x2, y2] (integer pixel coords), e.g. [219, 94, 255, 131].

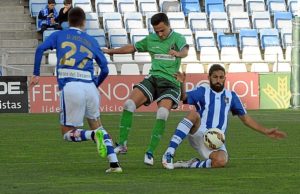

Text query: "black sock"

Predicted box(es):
[110, 162, 120, 168]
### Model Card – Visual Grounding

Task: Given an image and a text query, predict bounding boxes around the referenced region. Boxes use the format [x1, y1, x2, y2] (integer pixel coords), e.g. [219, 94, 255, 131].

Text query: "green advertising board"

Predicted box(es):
[260, 73, 291, 109]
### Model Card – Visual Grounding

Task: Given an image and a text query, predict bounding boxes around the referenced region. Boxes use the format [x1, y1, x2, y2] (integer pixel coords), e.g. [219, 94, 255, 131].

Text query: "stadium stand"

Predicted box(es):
[120, 63, 140, 75]
[246, 0, 266, 16]
[117, 0, 137, 15]
[180, 0, 201, 16]
[95, 0, 115, 17]
[73, 0, 93, 13]
[188, 12, 209, 32]
[138, 0, 158, 16]
[123, 12, 144, 33]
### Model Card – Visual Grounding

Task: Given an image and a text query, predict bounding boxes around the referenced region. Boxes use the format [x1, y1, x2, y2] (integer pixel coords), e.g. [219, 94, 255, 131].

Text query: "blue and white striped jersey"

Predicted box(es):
[186, 85, 247, 134]
[33, 27, 108, 90]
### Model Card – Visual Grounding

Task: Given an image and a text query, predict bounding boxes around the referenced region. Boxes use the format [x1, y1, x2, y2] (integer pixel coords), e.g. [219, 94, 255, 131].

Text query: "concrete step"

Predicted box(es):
[0, 23, 32, 31]
[0, 0, 23, 6]
[0, 39, 38, 48]
[0, 31, 40, 40]
[0, 6, 24, 13]
[6, 65, 54, 76]
[0, 14, 34, 23]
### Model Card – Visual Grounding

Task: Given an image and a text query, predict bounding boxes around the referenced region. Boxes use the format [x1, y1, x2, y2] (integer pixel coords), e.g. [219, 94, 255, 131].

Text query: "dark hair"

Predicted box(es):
[209, 64, 225, 76]
[64, 0, 72, 4]
[48, 0, 56, 4]
[68, 7, 85, 27]
[151, 12, 169, 26]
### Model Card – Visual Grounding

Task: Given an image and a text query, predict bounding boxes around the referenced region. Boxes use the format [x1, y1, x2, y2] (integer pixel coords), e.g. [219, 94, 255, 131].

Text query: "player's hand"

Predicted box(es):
[168, 49, 179, 57]
[174, 72, 186, 83]
[30, 76, 40, 87]
[102, 48, 112, 55]
[265, 128, 287, 140]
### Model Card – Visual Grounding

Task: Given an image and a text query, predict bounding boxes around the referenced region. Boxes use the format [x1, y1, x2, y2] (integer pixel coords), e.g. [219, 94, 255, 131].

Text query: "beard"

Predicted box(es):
[210, 82, 224, 92]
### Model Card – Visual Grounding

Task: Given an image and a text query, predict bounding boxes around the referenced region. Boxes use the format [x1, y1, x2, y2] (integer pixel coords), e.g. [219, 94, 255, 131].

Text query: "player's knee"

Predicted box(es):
[156, 107, 169, 121]
[123, 99, 136, 112]
[186, 110, 200, 124]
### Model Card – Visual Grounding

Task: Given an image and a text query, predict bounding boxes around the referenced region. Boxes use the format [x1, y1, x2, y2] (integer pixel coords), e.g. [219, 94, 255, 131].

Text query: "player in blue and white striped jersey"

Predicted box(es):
[30, 7, 121, 173]
[162, 64, 287, 170]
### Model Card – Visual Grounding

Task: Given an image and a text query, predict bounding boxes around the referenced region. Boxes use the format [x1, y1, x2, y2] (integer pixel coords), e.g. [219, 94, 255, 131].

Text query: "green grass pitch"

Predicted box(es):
[0, 110, 299, 194]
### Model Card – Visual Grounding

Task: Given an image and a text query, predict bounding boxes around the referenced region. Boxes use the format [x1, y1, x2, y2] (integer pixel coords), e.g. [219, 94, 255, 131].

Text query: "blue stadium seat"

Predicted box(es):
[205, 0, 224, 15]
[274, 12, 292, 32]
[86, 29, 107, 48]
[29, 0, 47, 17]
[217, 32, 238, 49]
[180, 0, 201, 16]
[260, 28, 280, 49]
[239, 29, 259, 49]
[267, 0, 286, 15]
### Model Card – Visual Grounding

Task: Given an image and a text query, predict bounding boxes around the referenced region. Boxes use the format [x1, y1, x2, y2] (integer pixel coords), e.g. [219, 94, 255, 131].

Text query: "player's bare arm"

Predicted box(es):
[102, 44, 136, 55]
[239, 114, 287, 139]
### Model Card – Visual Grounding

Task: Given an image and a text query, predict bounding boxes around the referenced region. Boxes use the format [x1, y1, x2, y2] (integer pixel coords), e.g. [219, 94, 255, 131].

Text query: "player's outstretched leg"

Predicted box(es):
[162, 118, 193, 169]
[173, 158, 212, 169]
[63, 128, 96, 142]
[95, 127, 122, 173]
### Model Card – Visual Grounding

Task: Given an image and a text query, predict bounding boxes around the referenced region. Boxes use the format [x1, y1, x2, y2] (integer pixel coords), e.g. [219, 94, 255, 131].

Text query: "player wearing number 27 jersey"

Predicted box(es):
[30, 7, 122, 173]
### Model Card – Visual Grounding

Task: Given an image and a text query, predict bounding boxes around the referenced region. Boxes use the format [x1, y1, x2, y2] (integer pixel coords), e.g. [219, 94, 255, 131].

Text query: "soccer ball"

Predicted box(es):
[203, 128, 225, 150]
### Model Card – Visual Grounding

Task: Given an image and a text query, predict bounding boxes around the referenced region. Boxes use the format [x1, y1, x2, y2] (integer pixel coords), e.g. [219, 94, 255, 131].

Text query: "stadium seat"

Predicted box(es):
[239, 29, 259, 49]
[85, 13, 100, 30]
[121, 63, 140, 75]
[48, 51, 57, 66]
[130, 28, 149, 45]
[174, 28, 194, 46]
[181, 46, 199, 63]
[220, 47, 241, 62]
[188, 12, 209, 33]
[209, 12, 230, 33]
[43, 30, 59, 41]
[86, 29, 107, 48]
[252, 11, 272, 30]
[108, 29, 128, 48]
[73, 0, 93, 13]
[134, 52, 151, 63]
[251, 63, 270, 72]
[274, 12, 292, 32]
[288, 0, 297, 16]
[207, 63, 225, 72]
[228, 63, 247, 72]
[137, 0, 158, 16]
[55, 0, 64, 11]
[272, 62, 291, 72]
[123, 12, 144, 33]
[260, 28, 280, 49]
[167, 12, 187, 29]
[145, 12, 156, 33]
[267, 0, 287, 15]
[199, 46, 220, 62]
[195, 30, 216, 51]
[185, 63, 205, 73]
[205, 0, 225, 15]
[95, 0, 115, 17]
[103, 12, 123, 32]
[113, 54, 134, 63]
[159, 0, 181, 12]
[29, 0, 47, 17]
[142, 63, 152, 75]
[285, 46, 292, 61]
[229, 12, 251, 33]
[217, 32, 238, 49]
[117, 0, 137, 15]
[107, 64, 118, 75]
[180, 0, 201, 16]
[242, 46, 263, 62]
[225, 0, 244, 13]
[264, 46, 284, 62]
[104, 54, 112, 63]
[246, 0, 266, 16]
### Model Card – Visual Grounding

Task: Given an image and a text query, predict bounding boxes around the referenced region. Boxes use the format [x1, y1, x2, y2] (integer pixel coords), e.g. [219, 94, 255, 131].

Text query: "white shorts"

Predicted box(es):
[187, 129, 228, 160]
[60, 82, 100, 127]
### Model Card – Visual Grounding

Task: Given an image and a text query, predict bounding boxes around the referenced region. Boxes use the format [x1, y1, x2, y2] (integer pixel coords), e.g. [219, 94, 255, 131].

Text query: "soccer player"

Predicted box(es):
[103, 12, 189, 165]
[162, 64, 287, 169]
[30, 7, 122, 173]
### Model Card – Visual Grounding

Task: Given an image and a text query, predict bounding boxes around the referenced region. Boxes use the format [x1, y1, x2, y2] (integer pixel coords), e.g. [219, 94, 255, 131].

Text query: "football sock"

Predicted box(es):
[98, 127, 119, 163]
[119, 110, 133, 146]
[190, 159, 212, 168]
[166, 118, 193, 155]
[63, 129, 94, 142]
[147, 119, 165, 154]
